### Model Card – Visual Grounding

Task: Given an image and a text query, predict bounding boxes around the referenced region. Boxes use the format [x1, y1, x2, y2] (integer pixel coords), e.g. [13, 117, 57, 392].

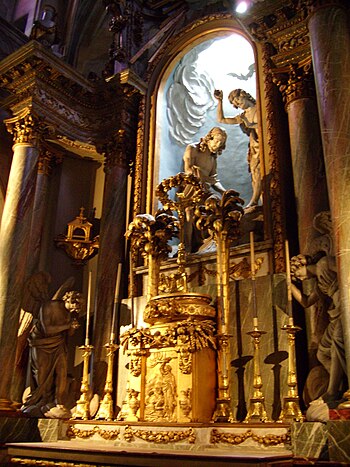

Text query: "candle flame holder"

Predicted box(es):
[71, 344, 93, 420]
[279, 319, 304, 422]
[244, 326, 270, 423]
[95, 341, 119, 421]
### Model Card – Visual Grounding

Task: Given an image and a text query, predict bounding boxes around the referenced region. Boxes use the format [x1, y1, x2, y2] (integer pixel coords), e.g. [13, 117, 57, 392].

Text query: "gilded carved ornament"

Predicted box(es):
[67, 424, 120, 441]
[273, 63, 315, 107]
[10, 460, 91, 467]
[4, 109, 55, 146]
[120, 319, 217, 354]
[123, 425, 196, 444]
[210, 428, 290, 446]
[261, 43, 285, 273]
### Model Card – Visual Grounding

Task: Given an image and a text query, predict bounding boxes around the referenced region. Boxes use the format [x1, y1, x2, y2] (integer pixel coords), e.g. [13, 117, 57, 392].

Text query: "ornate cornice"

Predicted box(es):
[0, 42, 143, 160]
[245, 5, 311, 70]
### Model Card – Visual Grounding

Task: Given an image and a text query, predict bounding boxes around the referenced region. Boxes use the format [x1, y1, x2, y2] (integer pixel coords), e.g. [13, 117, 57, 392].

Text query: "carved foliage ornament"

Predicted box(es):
[210, 428, 290, 446]
[124, 425, 196, 444]
[120, 319, 217, 353]
[4, 109, 55, 145]
[126, 211, 179, 260]
[273, 63, 314, 107]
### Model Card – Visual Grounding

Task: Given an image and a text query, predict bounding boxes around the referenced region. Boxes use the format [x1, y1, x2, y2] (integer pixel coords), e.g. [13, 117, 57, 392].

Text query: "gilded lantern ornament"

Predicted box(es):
[55, 207, 99, 265]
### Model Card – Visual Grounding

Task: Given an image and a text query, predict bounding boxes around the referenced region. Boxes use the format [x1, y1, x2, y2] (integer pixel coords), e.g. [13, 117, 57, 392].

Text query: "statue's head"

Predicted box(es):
[228, 89, 256, 109]
[290, 254, 312, 281]
[62, 291, 84, 314]
[200, 127, 227, 155]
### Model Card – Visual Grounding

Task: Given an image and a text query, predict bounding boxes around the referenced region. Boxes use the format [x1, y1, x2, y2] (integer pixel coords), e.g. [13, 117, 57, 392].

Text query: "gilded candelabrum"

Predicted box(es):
[195, 190, 244, 422]
[126, 211, 178, 302]
[155, 172, 205, 294]
[279, 317, 303, 422]
[72, 343, 94, 420]
[95, 341, 119, 421]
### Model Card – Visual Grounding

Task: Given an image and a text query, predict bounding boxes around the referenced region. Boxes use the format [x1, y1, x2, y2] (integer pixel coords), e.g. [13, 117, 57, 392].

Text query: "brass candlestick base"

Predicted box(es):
[212, 334, 234, 423]
[279, 321, 304, 423]
[95, 342, 119, 421]
[244, 328, 270, 423]
[338, 389, 350, 409]
[212, 398, 234, 423]
[72, 344, 93, 420]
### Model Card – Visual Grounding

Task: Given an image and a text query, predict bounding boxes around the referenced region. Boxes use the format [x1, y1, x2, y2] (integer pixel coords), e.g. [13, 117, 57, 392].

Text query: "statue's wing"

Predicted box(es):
[51, 276, 75, 300]
[17, 271, 51, 337]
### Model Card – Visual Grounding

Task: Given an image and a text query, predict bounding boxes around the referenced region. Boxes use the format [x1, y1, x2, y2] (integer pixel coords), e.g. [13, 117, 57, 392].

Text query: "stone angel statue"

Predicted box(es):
[290, 211, 346, 404]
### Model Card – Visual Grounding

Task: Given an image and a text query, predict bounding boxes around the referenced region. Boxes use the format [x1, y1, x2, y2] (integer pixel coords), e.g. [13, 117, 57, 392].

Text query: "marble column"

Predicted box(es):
[308, 0, 350, 387]
[92, 143, 128, 395]
[281, 66, 329, 253]
[26, 149, 54, 276]
[0, 111, 41, 410]
[10, 150, 56, 405]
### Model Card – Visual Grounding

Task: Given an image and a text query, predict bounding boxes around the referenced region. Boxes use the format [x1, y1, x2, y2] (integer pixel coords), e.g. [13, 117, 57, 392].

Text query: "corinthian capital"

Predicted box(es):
[273, 63, 315, 107]
[4, 108, 55, 146]
[101, 129, 129, 173]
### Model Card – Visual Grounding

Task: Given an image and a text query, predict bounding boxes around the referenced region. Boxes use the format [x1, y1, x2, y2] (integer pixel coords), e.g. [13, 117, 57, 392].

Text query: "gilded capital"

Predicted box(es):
[102, 130, 129, 172]
[4, 109, 55, 146]
[274, 63, 315, 108]
[38, 150, 53, 175]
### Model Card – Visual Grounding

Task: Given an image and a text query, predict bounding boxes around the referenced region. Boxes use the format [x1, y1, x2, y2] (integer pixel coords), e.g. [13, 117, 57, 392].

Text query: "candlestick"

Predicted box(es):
[85, 270, 92, 346]
[110, 263, 122, 342]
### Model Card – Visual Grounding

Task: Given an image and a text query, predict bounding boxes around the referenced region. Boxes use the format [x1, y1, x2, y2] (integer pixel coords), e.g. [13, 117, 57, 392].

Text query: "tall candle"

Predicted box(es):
[250, 231, 258, 318]
[85, 270, 92, 346]
[130, 251, 135, 327]
[250, 231, 255, 278]
[110, 263, 122, 342]
[285, 240, 292, 303]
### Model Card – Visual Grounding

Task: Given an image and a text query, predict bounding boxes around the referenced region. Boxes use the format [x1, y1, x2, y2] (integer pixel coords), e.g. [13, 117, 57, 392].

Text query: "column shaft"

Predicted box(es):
[309, 3, 350, 381]
[93, 160, 127, 395]
[0, 142, 38, 408]
[286, 96, 328, 252]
